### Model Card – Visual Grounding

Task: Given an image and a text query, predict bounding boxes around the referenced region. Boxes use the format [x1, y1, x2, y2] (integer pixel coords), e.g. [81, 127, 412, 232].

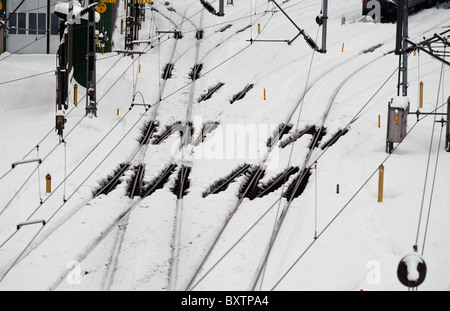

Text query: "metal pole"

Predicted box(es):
[386, 99, 393, 153]
[218, 0, 224, 16]
[86, 0, 97, 117]
[68, 0, 73, 72]
[47, 0, 50, 54]
[395, 0, 403, 55]
[402, 0, 409, 96]
[321, 0, 328, 53]
[395, 0, 403, 96]
[134, 0, 140, 42]
[447, 97, 450, 152]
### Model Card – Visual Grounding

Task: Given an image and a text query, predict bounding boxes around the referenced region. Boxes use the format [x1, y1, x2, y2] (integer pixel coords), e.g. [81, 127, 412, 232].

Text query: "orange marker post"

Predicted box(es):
[46, 174, 52, 193]
[378, 165, 384, 203]
[74, 84, 78, 107]
[117, 108, 120, 116]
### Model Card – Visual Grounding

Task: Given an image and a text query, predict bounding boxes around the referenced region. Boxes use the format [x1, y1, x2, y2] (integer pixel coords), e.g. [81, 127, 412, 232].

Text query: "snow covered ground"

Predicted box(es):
[0, 0, 449, 291]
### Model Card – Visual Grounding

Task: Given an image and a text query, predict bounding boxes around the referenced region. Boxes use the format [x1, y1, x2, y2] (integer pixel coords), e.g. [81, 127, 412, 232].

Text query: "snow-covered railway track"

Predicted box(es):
[2, 0, 447, 291]
[184, 6, 450, 290]
[95, 6, 201, 291]
[184, 48, 394, 291]
[0, 2, 189, 289]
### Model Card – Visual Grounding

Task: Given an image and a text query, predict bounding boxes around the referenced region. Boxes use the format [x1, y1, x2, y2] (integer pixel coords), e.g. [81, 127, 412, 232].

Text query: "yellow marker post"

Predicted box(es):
[378, 115, 381, 128]
[378, 165, 384, 203]
[264, 88, 266, 101]
[139, 64, 141, 74]
[74, 84, 78, 107]
[46, 174, 52, 194]
[258, 24, 261, 35]
[419, 82, 424, 109]
[342, 43, 345, 52]
[395, 109, 399, 125]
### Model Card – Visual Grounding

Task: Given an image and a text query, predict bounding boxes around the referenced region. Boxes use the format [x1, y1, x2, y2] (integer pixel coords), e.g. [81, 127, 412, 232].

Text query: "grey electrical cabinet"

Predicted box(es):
[386, 97, 409, 153]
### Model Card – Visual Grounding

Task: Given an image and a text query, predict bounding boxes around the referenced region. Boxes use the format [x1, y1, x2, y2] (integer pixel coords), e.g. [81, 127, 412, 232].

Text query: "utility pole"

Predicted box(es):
[125, 0, 142, 50]
[217, 0, 224, 16]
[396, 0, 409, 97]
[86, 0, 97, 117]
[68, 0, 74, 73]
[401, 0, 408, 97]
[401, 27, 450, 152]
[47, 0, 50, 54]
[55, 26, 68, 139]
[387, 0, 410, 154]
[321, 0, 328, 53]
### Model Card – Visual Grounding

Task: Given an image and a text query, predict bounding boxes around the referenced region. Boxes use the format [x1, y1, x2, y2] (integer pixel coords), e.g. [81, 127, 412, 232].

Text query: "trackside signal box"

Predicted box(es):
[386, 96, 409, 153]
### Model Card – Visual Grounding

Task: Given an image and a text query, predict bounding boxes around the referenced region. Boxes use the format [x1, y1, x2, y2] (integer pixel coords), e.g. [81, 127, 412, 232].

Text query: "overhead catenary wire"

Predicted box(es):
[0, 0, 396, 288]
[0, 21, 271, 280]
[0, 107, 134, 281]
[0, 55, 128, 216]
[0, 102, 134, 251]
[188, 197, 284, 291]
[252, 22, 321, 291]
[0, 44, 160, 219]
[0, 0, 206, 229]
[0, 54, 124, 185]
[0, 169, 13, 183]
[46, 6, 260, 288]
[2, 0, 446, 290]
[184, 10, 284, 292]
[420, 121, 444, 256]
[414, 60, 446, 254]
[0, 53, 120, 87]
[0, 70, 54, 86]
[187, 1, 346, 289]
[269, 104, 446, 291]
[188, 63, 401, 291]
[0, 34, 49, 63]
[189, 1, 393, 290]
[252, 0, 331, 284]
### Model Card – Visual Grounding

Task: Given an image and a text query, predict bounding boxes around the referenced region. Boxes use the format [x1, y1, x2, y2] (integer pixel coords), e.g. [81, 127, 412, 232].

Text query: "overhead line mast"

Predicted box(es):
[85, 0, 99, 117]
[395, 0, 409, 97]
[388, 0, 449, 154]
